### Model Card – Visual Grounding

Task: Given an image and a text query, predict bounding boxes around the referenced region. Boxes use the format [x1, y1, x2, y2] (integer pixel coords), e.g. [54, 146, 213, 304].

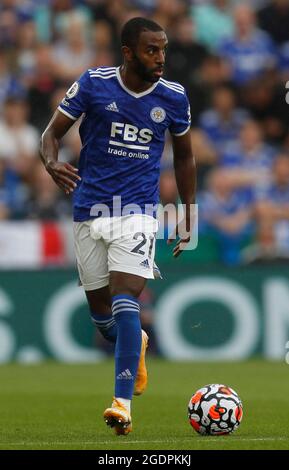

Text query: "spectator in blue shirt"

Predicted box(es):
[219, 4, 277, 85]
[199, 167, 253, 264]
[254, 152, 289, 251]
[0, 160, 28, 219]
[199, 84, 249, 154]
[0, 48, 26, 112]
[279, 40, 289, 79]
[220, 119, 276, 191]
[0, 160, 11, 220]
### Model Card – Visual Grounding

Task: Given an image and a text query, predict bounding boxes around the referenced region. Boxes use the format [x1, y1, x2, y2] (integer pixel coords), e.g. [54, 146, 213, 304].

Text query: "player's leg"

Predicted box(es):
[74, 219, 144, 435]
[74, 220, 148, 365]
[110, 271, 148, 395]
[104, 272, 146, 434]
[110, 271, 147, 400]
[74, 221, 115, 341]
[110, 272, 149, 396]
[103, 215, 157, 435]
[85, 287, 117, 343]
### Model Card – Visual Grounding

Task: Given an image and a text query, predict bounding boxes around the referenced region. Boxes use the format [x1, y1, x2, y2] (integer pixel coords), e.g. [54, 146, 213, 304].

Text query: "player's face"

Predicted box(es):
[132, 31, 168, 83]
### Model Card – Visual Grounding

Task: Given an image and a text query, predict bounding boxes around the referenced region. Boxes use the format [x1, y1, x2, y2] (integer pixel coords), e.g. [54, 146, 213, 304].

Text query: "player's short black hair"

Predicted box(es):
[121, 17, 164, 49]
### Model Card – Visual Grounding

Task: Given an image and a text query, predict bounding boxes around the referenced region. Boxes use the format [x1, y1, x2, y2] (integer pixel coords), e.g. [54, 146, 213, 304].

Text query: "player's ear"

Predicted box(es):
[122, 45, 134, 62]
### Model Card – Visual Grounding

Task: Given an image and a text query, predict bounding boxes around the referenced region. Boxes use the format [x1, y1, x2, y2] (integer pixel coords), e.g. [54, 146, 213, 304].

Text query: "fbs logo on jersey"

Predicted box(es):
[150, 107, 166, 123]
[110, 122, 153, 147]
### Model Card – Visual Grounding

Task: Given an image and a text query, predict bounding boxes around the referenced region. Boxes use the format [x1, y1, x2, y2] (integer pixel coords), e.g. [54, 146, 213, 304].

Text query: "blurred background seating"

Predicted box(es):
[1, 0, 289, 269]
[1, 0, 289, 364]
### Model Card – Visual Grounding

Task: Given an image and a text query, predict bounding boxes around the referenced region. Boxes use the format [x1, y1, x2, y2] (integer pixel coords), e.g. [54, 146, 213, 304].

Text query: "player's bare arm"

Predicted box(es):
[168, 130, 196, 258]
[39, 110, 81, 195]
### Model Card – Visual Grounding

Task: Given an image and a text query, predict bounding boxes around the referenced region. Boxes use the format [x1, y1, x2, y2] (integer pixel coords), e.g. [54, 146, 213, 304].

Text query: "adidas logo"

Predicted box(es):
[117, 369, 134, 380]
[105, 101, 119, 112]
[140, 259, 150, 268]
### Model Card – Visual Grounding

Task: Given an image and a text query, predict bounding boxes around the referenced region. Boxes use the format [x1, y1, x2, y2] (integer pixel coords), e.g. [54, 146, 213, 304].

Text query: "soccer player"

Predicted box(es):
[40, 17, 196, 435]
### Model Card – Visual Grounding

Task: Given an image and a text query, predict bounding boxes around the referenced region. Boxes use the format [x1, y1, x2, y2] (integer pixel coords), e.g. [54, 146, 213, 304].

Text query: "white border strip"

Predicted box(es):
[109, 140, 150, 151]
[160, 78, 184, 91]
[89, 74, 117, 79]
[116, 67, 159, 99]
[57, 106, 78, 121]
[159, 81, 184, 95]
[171, 125, 191, 136]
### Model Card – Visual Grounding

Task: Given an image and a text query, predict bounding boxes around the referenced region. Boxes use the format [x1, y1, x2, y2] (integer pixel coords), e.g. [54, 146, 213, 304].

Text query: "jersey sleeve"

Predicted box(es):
[169, 92, 191, 136]
[58, 70, 91, 121]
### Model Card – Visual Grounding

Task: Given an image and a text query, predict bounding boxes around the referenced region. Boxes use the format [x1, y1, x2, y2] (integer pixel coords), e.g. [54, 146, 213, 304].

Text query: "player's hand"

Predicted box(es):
[167, 217, 192, 258]
[167, 233, 191, 258]
[45, 161, 81, 195]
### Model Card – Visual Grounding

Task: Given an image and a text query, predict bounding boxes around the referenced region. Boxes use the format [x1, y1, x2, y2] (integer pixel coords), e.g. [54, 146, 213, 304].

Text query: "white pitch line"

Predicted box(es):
[0, 437, 288, 447]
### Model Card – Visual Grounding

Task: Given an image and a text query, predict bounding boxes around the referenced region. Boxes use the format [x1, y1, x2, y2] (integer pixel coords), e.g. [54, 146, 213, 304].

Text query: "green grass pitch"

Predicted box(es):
[0, 359, 288, 450]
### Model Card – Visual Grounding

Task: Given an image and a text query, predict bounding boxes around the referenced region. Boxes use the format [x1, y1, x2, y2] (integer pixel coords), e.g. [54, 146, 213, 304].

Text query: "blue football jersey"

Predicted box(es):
[58, 66, 191, 221]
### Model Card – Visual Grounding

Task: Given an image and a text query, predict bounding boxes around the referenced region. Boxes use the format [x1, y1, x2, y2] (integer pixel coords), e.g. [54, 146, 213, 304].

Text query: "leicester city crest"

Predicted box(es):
[150, 107, 166, 123]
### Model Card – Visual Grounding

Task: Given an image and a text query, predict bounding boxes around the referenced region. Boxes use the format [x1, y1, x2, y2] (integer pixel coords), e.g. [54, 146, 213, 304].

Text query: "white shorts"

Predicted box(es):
[73, 214, 159, 291]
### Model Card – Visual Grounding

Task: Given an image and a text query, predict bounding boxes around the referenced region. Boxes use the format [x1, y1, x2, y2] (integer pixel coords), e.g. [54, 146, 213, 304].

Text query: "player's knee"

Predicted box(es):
[109, 272, 146, 299]
[85, 288, 111, 313]
[110, 286, 142, 299]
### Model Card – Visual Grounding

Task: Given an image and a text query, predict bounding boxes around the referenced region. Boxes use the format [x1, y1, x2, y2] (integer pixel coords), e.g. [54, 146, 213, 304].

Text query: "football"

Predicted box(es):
[188, 384, 243, 436]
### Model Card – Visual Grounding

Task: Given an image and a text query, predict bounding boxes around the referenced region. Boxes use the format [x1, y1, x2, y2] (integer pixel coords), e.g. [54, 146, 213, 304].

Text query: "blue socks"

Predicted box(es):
[91, 295, 142, 400]
[112, 294, 142, 400]
[90, 313, 117, 343]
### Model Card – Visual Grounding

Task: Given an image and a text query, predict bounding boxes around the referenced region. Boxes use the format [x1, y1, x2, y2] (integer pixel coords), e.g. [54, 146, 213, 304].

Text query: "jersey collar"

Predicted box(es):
[116, 66, 159, 98]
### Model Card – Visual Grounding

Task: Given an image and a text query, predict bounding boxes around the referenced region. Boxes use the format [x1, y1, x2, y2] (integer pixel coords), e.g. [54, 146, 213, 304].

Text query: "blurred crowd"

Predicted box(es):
[1, 0, 289, 265]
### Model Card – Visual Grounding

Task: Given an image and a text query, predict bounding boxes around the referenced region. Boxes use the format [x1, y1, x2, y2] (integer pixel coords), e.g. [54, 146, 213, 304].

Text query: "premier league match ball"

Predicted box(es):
[188, 384, 243, 436]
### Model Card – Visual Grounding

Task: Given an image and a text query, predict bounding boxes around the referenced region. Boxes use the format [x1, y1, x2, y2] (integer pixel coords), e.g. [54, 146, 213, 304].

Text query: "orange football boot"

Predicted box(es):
[134, 330, 149, 396]
[103, 398, 132, 435]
